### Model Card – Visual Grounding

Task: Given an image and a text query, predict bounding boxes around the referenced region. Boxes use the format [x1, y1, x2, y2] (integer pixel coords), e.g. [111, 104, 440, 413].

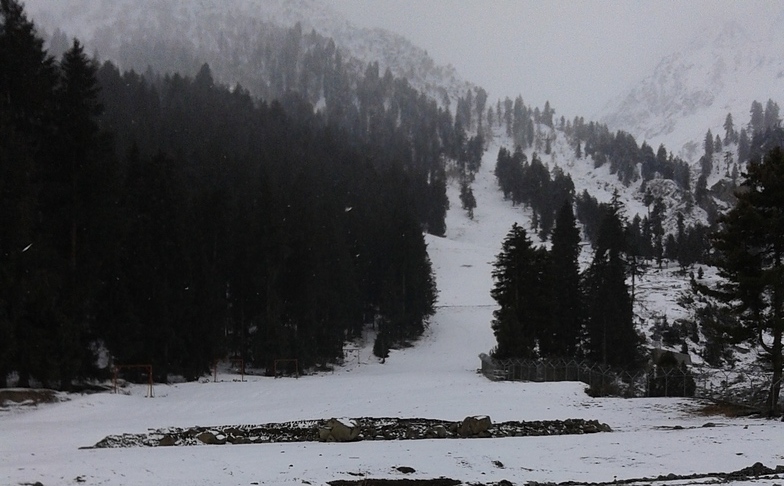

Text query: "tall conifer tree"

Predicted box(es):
[543, 202, 582, 358]
[491, 224, 548, 359]
[696, 147, 784, 414]
[583, 203, 642, 368]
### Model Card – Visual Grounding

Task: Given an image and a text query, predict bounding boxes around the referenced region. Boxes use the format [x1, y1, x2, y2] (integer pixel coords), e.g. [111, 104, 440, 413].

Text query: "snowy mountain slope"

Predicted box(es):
[24, 0, 472, 106]
[601, 18, 784, 162]
[526, 125, 709, 235]
[2, 4, 781, 484]
[25, 0, 750, 366]
[25, 0, 745, 231]
[484, 128, 698, 346]
[2, 129, 783, 486]
[19, 0, 718, 359]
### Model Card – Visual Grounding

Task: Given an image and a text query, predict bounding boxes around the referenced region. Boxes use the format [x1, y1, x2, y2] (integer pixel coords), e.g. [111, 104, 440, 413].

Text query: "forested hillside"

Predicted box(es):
[4, 0, 784, 395]
[0, 0, 490, 387]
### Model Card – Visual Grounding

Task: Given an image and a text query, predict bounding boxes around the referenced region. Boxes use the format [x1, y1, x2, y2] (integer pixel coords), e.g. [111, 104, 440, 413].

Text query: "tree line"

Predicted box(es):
[491, 144, 784, 413]
[493, 145, 710, 269]
[0, 0, 442, 388]
[491, 199, 643, 369]
[692, 146, 784, 414]
[494, 146, 574, 239]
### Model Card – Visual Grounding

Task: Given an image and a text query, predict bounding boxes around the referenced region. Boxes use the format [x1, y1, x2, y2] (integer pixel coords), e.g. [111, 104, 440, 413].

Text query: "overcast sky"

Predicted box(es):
[331, 1, 782, 119]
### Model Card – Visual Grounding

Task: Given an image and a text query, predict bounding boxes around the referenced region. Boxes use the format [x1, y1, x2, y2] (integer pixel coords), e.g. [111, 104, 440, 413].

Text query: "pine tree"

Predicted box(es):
[53, 39, 104, 270]
[503, 97, 513, 136]
[0, 0, 58, 133]
[583, 203, 642, 368]
[696, 147, 784, 415]
[542, 100, 554, 128]
[723, 112, 735, 144]
[675, 212, 686, 266]
[750, 100, 764, 135]
[474, 87, 487, 130]
[543, 202, 582, 358]
[512, 96, 526, 148]
[491, 224, 548, 359]
[764, 99, 780, 131]
[494, 146, 525, 203]
[738, 128, 750, 163]
[45, 38, 110, 386]
[695, 172, 708, 206]
[664, 233, 678, 261]
[426, 168, 448, 237]
[459, 178, 477, 219]
[656, 144, 669, 173]
[0, 0, 59, 386]
[650, 197, 666, 268]
[704, 129, 714, 161]
[0, 0, 94, 387]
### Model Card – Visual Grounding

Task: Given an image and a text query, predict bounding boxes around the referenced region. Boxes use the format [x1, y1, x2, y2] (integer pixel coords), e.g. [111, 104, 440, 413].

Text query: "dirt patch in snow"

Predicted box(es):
[329, 479, 461, 486]
[327, 462, 784, 486]
[0, 388, 62, 407]
[693, 400, 764, 417]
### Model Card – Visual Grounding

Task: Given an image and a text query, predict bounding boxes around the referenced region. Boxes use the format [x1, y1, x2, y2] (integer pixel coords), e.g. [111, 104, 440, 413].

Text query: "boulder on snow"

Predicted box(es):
[319, 418, 361, 442]
[457, 415, 492, 437]
[425, 425, 448, 438]
[196, 431, 225, 445]
[158, 435, 177, 446]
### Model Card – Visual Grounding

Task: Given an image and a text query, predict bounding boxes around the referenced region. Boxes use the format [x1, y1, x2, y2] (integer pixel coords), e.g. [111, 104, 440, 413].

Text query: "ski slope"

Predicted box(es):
[1, 135, 783, 486]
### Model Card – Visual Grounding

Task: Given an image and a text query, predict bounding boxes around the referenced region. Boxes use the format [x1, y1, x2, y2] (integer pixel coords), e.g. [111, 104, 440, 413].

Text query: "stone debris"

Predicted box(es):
[88, 416, 612, 448]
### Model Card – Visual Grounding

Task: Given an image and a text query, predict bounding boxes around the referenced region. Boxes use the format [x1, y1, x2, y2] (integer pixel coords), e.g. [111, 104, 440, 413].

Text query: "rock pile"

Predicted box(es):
[88, 416, 612, 448]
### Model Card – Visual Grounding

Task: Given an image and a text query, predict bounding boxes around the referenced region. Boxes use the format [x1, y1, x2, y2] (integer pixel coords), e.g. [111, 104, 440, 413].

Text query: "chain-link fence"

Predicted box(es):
[479, 353, 781, 409]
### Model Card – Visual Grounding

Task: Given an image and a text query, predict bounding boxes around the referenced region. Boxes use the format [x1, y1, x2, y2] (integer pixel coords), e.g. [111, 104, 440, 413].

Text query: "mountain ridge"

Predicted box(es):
[601, 17, 784, 162]
[24, 0, 473, 107]
[24, 1, 769, 237]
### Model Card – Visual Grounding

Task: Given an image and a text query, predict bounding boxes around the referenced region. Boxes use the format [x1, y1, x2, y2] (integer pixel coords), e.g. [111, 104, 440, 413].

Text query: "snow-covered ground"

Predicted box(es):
[2, 135, 782, 486]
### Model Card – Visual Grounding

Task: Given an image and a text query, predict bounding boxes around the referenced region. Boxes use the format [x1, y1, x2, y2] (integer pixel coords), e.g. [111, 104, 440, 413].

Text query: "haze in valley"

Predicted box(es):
[332, 0, 784, 118]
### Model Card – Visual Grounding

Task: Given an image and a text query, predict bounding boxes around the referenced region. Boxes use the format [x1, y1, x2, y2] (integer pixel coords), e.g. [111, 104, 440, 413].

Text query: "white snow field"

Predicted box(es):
[2, 136, 783, 486]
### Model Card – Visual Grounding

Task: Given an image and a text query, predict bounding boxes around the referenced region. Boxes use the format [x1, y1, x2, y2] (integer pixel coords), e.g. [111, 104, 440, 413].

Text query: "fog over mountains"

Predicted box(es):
[24, 0, 473, 107]
[601, 16, 784, 162]
[21, 0, 784, 245]
[26, 0, 784, 163]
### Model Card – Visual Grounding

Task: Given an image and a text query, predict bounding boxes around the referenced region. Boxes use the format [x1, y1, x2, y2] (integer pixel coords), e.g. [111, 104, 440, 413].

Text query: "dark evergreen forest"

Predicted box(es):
[0, 0, 476, 388]
[6, 0, 783, 388]
[488, 99, 784, 368]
